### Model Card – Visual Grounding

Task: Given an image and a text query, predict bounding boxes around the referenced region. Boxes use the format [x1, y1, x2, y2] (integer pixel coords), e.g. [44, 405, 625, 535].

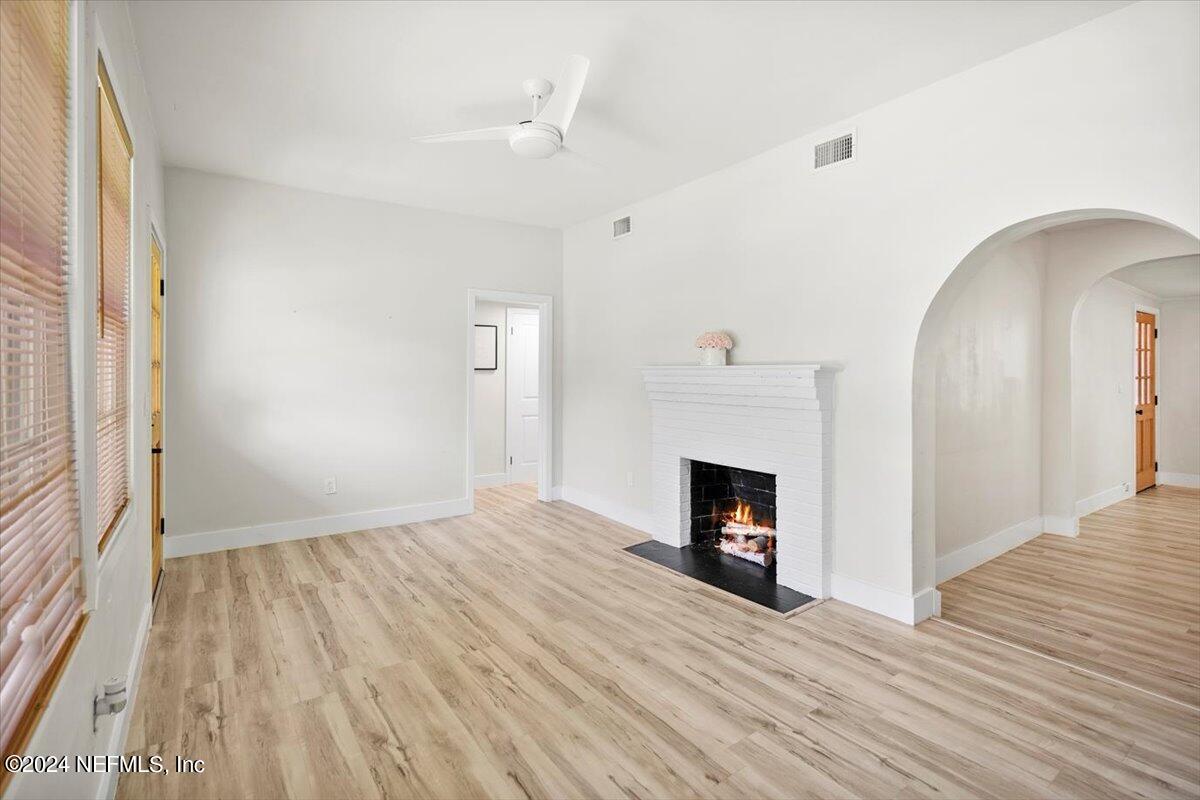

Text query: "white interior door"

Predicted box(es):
[506, 308, 540, 484]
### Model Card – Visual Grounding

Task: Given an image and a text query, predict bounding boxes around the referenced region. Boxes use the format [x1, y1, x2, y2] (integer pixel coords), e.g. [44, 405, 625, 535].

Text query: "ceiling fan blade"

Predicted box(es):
[411, 125, 517, 144]
[534, 55, 589, 137]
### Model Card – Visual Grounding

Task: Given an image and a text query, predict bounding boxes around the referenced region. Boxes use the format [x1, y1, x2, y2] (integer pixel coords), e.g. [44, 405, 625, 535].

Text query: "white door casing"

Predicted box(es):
[506, 308, 540, 483]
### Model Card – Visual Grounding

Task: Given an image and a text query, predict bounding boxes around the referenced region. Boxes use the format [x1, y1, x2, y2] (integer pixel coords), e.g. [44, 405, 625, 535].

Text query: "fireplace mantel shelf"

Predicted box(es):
[641, 363, 840, 372]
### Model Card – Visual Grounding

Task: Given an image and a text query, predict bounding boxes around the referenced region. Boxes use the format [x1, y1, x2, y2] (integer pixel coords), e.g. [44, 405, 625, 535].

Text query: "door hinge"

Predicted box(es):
[1154, 394, 1158, 405]
[1154, 327, 1158, 338]
[1155, 461, 1158, 471]
[159, 278, 165, 296]
[509, 456, 513, 465]
[159, 517, 165, 536]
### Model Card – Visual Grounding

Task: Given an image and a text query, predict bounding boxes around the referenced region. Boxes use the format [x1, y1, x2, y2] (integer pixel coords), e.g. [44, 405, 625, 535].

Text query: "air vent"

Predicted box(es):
[813, 131, 855, 170]
[613, 216, 632, 238]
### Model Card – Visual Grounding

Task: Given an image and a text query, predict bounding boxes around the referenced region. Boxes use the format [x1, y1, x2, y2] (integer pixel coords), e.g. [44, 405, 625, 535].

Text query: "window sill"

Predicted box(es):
[0, 612, 89, 793]
[97, 501, 133, 568]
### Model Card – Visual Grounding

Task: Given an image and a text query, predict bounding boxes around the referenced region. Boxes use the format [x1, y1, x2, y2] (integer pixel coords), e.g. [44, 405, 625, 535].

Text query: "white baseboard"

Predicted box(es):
[1076, 483, 1132, 517]
[548, 485, 563, 501]
[830, 574, 939, 625]
[164, 497, 472, 558]
[936, 515, 1044, 583]
[1042, 514, 1079, 537]
[559, 486, 654, 535]
[473, 472, 508, 488]
[1158, 472, 1200, 488]
[97, 600, 153, 800]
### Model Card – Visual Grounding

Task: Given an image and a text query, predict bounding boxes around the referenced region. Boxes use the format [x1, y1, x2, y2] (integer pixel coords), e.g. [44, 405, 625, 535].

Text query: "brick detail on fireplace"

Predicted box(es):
[642, 364, 837, 599]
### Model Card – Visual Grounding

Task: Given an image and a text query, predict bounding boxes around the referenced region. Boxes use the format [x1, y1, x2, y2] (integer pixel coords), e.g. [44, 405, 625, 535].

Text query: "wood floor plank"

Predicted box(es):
[940, 485, 1200, 706]
[118, 482, 1200, 799]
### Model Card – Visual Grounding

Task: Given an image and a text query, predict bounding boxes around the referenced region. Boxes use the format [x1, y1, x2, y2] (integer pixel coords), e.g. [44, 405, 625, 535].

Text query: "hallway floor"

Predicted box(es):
[939, 485, 1200, 707]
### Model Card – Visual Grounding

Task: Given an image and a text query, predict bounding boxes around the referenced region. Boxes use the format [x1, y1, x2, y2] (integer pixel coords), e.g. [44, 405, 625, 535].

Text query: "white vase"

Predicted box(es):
[699, 347, 727, 366]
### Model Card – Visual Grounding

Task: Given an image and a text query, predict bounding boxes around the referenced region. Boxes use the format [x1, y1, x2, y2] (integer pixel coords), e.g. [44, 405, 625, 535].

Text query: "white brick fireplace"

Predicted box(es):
[642, 365, 837, 599]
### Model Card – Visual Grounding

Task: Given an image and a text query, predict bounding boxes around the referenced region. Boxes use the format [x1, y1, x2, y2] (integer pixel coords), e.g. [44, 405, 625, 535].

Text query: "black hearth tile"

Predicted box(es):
[623, 540, 815, 614]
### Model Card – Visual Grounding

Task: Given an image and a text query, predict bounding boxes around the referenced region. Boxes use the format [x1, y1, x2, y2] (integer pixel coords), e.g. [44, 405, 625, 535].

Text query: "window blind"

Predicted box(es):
[0, 0, 86, 759]
[96, 55, 131, 550]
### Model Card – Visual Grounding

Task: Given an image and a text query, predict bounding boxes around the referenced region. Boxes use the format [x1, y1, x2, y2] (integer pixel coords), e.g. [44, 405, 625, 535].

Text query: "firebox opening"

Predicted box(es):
[690, 460, 777, 567]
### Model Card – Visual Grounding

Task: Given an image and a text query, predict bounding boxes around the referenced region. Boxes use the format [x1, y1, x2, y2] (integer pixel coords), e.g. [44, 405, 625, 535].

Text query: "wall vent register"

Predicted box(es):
[814, 131, 855, 169]
[613, 215, 632, 238]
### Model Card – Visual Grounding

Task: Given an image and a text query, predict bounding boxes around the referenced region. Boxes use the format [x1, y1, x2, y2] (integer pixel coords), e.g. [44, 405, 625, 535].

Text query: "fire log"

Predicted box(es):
[721, 522, 776, 538]
[717, 538, 774, 567]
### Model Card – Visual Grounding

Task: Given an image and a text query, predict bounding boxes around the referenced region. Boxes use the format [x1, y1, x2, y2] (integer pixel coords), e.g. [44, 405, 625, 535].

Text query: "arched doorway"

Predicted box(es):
[912, 211, 1195, 599]
[912, 210, 1199, 702]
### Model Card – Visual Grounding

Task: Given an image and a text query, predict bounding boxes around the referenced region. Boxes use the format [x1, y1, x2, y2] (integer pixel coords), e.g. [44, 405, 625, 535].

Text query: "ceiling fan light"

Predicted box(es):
[508, 126, 561, 159]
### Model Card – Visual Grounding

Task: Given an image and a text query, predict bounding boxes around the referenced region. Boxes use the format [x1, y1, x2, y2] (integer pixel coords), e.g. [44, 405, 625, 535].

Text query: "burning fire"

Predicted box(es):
[722, 500, 772, 530]
[727, 500, 755, 526]
[716, 499, 776, 567]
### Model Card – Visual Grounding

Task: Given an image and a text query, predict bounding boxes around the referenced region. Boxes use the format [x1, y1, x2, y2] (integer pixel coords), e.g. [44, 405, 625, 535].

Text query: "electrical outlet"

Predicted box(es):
[626, 471, 635, 488]
[324, 477, 337, 495]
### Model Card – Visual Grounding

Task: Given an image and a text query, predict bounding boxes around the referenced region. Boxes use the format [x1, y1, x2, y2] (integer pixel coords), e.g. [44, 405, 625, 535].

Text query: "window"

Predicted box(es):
[0, 0, 86, 762]
[96, 54, 132, 551]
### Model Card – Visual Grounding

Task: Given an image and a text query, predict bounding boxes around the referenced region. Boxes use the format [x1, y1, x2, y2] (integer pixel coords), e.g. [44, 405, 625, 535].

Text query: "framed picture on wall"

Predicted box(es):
[474, 324, 498, 370]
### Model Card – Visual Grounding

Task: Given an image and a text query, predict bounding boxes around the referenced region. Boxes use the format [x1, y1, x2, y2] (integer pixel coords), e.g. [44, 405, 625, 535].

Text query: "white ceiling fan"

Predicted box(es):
[412, 55, 591, 161]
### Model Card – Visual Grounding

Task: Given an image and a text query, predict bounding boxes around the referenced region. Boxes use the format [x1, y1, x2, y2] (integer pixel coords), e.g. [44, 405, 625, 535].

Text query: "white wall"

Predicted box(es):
[933, 237, 1045, 560]
[10, 2, 166, 799]
[1072, 277, 1159, 510]
[561, 0, 1199, 621]
[473, 301, 507, 479]
[162, 169, 561, 549]
[1159, 296, 1200, 483]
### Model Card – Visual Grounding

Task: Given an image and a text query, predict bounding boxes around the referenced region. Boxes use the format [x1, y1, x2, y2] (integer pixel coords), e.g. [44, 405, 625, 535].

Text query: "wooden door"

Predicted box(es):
[1135, 311, 1156, 492]
[505, 308, 540, 484]
[150, 235, 164, 595]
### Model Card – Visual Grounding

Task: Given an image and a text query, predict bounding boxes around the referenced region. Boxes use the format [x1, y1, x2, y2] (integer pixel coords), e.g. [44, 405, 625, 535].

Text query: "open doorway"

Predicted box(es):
[915, 213, 1200, 704]
[467, 290, 553, 506]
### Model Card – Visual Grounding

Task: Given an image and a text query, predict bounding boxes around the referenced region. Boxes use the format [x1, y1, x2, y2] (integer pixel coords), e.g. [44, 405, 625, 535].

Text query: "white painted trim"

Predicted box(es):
[915, 587, 941, 622]
[1042, 514, 1079, 536]
[830, 573, 937, 625]
[1075, 483, 1133, 518]
[97, 601, 153, 800]
[936, 516, 1045, 583]
[164, 497, 471, 558]
[474, 472, 509, 489]
[1158, 472, 1200, 488]
[467, 289, 554, 506]
[559, 486, 654, 536]
[549, 485, 563, 501]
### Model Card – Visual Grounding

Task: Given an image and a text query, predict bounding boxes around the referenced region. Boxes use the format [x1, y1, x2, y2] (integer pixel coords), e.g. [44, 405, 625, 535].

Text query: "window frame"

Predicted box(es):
[94, 48, 134, 555]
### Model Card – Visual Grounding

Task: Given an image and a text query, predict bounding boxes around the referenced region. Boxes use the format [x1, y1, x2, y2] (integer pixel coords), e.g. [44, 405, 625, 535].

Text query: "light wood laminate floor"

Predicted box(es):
[119, 484, 1200, 799]
[940, 485, 1200, 708]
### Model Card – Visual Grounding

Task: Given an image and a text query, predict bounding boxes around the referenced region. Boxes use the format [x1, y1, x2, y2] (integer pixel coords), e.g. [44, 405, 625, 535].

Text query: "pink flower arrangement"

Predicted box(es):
[695, 331, 733, 350]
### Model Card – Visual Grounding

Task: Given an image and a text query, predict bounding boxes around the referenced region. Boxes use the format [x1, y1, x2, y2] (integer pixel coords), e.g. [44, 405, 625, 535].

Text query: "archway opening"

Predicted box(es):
[912, 210, 1198, 703]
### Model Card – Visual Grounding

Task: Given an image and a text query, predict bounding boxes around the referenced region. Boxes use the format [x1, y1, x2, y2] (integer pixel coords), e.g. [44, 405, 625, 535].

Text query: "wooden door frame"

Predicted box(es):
[466, 289, 554, 509]
[1132, 302, 1160, 492]
[504, 307, 540, 485]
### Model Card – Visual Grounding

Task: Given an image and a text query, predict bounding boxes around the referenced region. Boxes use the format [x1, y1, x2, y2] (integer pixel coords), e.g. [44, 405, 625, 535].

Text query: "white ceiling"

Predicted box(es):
[1111, 256, 1200, 298]
[129, 0, 1129, 228]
